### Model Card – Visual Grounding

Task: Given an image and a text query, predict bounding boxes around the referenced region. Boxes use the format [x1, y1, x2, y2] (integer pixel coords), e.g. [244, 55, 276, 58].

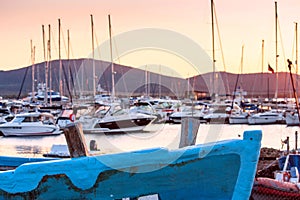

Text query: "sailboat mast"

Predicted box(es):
[30, 40, 35, 102]
[288, 60, 300, 125]
[295, 22, 298, 90]
[145, 65, 148, 96]
[148, 68, 151, 96]
[211, 0, 216, 97]
[262, 40, 264, 73]
[187, 73, 190, 99]
[261, 40, 264, 97]
[42, 25, 46, 85]
[159, 65, 161, 98]
[58, 18, 63, 102]
[42, 25, 48, 105]
[91, 15, 96, 97]
[68, 29, 70, 94]
[240, 45, 244, 74]
[275, 1, 279, 99]
[68, 30, 70, 62]
[48, 24, 52, 105]
[231, 45, 243, 109]
[108, 14, 115, 100]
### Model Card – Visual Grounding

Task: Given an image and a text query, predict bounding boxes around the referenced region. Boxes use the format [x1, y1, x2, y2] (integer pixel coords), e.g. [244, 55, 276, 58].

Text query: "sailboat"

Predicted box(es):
[81, 15, 157, 134]
[285, 23, 300, 126]
[247, 1, 288, 125]
[229, 46, 250, 124]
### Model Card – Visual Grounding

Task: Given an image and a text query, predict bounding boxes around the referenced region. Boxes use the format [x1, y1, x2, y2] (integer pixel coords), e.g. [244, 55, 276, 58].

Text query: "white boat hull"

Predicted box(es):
[0, 123, 62, 136]
[248, 116, 284, 125]
[83, 114, 156, 134]
[229, 116, 249, 124]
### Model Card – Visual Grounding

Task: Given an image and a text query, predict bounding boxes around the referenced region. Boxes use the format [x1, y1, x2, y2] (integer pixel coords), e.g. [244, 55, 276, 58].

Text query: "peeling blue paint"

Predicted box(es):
[0, 130, 262, 200]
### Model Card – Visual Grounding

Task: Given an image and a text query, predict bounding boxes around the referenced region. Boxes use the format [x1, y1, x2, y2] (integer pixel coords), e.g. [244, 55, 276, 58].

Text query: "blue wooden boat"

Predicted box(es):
[0, 128, 262, 199]
[0, 156, 57, 171]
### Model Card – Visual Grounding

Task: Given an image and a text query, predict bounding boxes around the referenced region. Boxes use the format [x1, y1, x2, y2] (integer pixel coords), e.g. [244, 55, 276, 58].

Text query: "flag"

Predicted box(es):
[268, 64, 274, 74]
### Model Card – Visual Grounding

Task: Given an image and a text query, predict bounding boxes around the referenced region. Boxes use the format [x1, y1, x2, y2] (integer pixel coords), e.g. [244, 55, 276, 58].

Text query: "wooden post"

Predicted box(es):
[296, 131, 298, 151]
[179, 118, 200, 148]
[63, 123, 89, 158]
[287, 136, 290, 153]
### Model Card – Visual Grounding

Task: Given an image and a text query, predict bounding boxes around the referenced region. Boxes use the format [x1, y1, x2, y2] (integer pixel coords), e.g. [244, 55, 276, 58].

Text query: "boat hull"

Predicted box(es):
[0, 130, 262, 199]
[0, 156, 57, 171]
[169, 116, 207, 124]
[229, 116, 248, 124]
[0, 124, 61, 136]
[85, 116, 156, 133]
[251, 177, 300, 199]
[248, 115, 285, 125]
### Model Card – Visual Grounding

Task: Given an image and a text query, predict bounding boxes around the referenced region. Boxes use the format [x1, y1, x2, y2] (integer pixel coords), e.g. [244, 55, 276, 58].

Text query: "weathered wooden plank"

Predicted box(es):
[63, 122, 89, 158]
[179, 118, 200, 148]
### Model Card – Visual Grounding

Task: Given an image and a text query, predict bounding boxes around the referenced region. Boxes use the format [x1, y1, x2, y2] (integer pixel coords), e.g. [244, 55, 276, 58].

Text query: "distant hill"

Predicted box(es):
[0, 58, 298, 99]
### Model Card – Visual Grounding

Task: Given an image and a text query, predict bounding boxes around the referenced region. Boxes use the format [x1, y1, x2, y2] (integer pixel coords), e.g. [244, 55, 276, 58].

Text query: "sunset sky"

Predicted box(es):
[1, 0, 300, 77]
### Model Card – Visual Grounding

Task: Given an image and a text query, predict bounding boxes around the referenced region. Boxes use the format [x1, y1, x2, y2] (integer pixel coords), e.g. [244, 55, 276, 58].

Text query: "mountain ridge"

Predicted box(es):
[0, 58, 298, 99]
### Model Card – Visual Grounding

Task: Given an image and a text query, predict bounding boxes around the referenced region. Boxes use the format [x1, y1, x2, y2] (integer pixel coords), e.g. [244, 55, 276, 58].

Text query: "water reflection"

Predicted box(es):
[14, 145, 44, 156]
[0, 124, 299, 158]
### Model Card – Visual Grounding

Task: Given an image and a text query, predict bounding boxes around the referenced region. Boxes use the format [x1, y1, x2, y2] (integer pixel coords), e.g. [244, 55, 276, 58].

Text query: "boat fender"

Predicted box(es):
[283, 171, 291, 182]
[69, 114, 75, 122]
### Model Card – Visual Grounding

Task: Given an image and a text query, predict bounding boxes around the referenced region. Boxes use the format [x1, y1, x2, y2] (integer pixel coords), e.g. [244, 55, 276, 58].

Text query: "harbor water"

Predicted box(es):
[0, 123, 299, 158]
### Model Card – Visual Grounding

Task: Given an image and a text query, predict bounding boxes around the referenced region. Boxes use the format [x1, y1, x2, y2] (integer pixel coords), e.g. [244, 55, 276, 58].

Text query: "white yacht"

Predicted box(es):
[247, 110, 285, 125]
[229, 112, 250, 124]
[0, 112, 62, 136]
[228, 103, 250, 124]
[169, 103, 209, 123]
[81, 103, 157, 134]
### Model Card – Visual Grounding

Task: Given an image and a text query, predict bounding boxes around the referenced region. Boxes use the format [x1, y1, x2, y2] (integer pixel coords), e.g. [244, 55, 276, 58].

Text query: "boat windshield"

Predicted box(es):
[130, 105, 152, 112]
[111, 108, 127, 116]
[13, 116, 39, 123]
[48, 91, 60, 95]
[95, 105, 111, 116]
[12, 116, 24, 123]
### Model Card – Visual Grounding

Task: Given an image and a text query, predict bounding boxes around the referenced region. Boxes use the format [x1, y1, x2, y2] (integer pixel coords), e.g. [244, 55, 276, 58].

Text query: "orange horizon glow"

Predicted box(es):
[1, 0, 300, 76]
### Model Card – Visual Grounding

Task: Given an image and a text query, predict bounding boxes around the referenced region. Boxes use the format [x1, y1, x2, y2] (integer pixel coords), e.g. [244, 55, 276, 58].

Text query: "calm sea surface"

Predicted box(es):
[0, 123, 299, 158]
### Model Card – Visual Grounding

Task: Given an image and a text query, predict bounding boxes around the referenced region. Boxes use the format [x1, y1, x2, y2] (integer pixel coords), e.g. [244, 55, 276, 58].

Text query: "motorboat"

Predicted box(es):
[203, 104, 230, 124]
[229, 112, 249, 124]
[148, 99, 182, 122]
[248, 110, 285, 125]
[82, 103, 157, 134]
[0, 112, 62, 136]
[24, 83, 69, 103]
[169, 103, 209, 123]
[129, 101, 164, 123]
[228, 103, 250, 124]
[36, 91, 69, 102]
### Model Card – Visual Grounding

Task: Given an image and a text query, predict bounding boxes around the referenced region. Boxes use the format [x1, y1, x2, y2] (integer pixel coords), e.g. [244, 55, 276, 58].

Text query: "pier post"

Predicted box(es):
[63, 122, 89, 158]
[287, 136, 290, 153]
[296, 131, 298, 151]
[179, 118, 200, 148]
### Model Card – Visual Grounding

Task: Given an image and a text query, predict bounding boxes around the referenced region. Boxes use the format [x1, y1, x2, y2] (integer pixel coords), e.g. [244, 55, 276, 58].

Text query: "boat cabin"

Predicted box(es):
[12, 113, 55, 125]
